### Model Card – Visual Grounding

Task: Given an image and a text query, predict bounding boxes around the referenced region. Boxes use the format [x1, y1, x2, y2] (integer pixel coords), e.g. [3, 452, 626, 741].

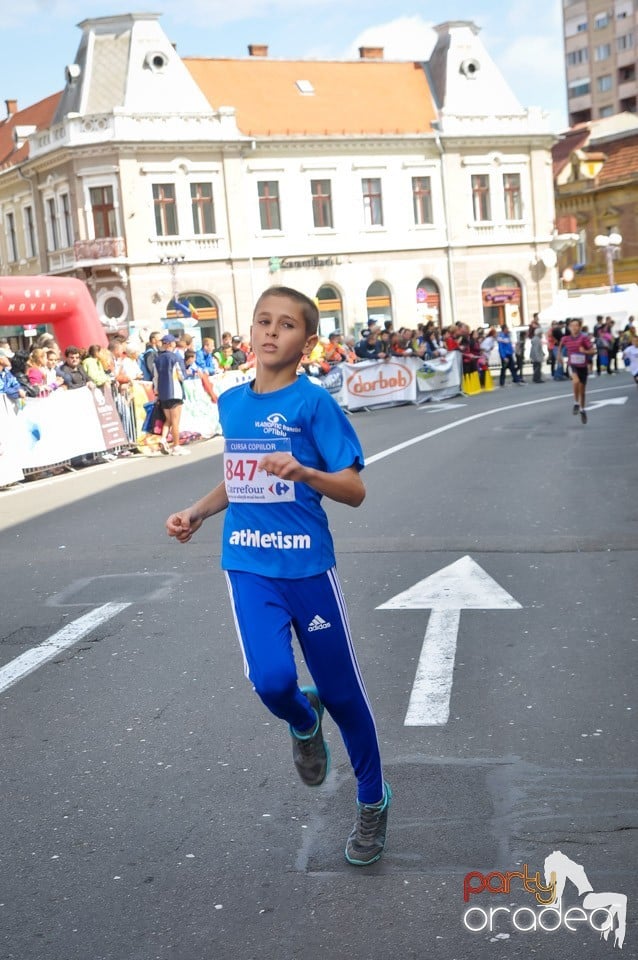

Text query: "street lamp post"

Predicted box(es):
[594, 232, 622, 288]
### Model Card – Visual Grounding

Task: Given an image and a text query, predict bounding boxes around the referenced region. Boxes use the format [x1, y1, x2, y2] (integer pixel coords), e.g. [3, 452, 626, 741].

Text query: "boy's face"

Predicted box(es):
[251, 295, 316, 369]
[569, 321, 581, 337]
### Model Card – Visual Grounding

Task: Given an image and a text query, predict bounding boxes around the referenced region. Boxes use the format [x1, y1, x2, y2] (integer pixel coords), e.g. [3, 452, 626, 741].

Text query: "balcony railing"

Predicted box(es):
[74, 237, 127, 261]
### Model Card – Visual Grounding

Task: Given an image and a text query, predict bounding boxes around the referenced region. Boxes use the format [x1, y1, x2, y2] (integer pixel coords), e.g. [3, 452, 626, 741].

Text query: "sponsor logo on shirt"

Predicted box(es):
[228, 528, 311, 549]
[308, 614, 331, 632]
[254, 412, 302, 437]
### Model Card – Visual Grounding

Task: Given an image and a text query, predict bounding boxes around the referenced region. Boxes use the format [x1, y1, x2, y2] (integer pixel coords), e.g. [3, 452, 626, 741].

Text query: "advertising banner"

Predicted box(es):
[91, 384, 128, 450]
[0, 395, 25, 486]
[414, 352, 462, 400]
[16, 388, 105, 469]
[341, 359, 415, 410]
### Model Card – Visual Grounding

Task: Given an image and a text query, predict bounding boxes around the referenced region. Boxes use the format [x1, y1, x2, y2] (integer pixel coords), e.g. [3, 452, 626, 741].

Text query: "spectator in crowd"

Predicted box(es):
[9, 351, 38, 397]
[0, 350, 26, 400]
[26, 348, 53, 395]
[529, 328, 545, 383]
[324, 331, 348, 365]
[480, 327, 496, 365]
[0, 338, 15, 359]
[355, 328, 387, 360]
[196, 338, 219, 375]
[119, 345, 144, 383]
[550, 321, 566, 379]
[215, 343, 237, 370]
[82, 344, 111, 388]
[528, 312, 541, 340]
[139, 331, 161, 381]
[596, 320, 614, 375]
[514, 331, 527, 382]
[58, 346, 92, 389]
[45, 350, 64, 389]
[183, 349, 201, 378]
[231, 335, 247, 366]
[153, 333, 188, 455]
[497, 324, 523, 386]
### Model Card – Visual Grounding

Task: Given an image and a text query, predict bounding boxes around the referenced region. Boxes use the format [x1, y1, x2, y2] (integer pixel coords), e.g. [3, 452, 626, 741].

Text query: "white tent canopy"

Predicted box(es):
[538, 285, 638, 325]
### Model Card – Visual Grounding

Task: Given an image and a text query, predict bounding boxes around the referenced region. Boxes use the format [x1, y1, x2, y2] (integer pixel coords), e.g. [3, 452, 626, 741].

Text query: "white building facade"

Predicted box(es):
[0, 14, 558, 347]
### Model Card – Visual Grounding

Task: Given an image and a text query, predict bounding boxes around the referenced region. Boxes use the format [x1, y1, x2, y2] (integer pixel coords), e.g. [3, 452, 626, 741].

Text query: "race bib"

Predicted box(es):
[224, 438, 296, 503]
[570, 352, 586, 366]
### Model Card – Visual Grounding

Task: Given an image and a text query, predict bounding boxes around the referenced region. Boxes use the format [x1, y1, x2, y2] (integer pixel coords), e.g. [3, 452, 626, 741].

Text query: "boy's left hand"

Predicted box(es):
[258, 452, 309, 483]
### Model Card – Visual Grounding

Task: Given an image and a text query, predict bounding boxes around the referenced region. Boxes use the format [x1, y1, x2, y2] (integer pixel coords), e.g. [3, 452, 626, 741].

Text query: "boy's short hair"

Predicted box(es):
[253, 286, 319, 337]
[65, 345, 80, 356]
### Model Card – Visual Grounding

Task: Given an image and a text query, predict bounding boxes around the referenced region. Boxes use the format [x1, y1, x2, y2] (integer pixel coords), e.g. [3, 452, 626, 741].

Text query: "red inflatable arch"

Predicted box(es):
[0, 276, 107, 351]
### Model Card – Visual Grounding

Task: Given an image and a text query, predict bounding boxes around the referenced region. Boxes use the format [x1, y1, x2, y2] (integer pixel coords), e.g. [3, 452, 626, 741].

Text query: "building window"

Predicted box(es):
[567, 48, 589, 65]
[569, 79, 591, 97]
[191, 182, 216, 235]
[46, 197, 59, 251]
[576, 20, 588, 32]
[257, 181, 281, 230]
[503, 173, 522, 220]
[362, 178, 383, 226]
[617, 33, 634, 51]
[23, 205, 36, 258]
[152, 183, 178, 236]
[5, 212, 18, 262]
[594, 12, 610, 29]
[594, 43, 611, 60]
[471, 174, 491, 221]
[60, 193, 73, 248]
[599, 105, 614, 116]
[598, 74, 613, 92]
[90, 186, 117, 238]
[311, 179, 333, 229]
[412, 176, 433, 225]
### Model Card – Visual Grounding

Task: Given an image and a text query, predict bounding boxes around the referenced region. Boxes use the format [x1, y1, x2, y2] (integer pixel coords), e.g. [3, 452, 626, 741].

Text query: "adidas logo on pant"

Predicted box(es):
[308, 614, 331, 632]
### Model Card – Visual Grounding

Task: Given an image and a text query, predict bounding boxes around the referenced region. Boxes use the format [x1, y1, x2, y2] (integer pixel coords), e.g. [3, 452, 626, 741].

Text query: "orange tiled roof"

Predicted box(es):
[0, 93, 62, 170]
[184, 58, 437, 136]
[595, 133, 638, 185]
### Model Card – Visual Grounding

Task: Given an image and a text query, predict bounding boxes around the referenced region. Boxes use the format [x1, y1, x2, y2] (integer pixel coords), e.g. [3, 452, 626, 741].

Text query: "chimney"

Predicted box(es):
[248, 44, 269, 57]
[5, 99, 17, 119]
[358, 46, 384, 60]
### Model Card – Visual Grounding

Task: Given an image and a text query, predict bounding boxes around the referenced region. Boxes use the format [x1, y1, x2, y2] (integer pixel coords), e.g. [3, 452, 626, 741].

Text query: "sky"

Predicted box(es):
[0, 0, 568, 132]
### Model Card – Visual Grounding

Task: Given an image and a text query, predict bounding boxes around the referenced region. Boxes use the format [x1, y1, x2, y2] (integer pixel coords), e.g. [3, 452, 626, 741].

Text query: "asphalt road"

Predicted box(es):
[1, 373, 636, 960]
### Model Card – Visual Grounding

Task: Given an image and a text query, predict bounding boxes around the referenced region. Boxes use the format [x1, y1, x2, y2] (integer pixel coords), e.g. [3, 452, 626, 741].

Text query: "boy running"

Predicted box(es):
[561, 318, 596, 424]
[622, 334, 638, 389]
[166, 286, 390, 866]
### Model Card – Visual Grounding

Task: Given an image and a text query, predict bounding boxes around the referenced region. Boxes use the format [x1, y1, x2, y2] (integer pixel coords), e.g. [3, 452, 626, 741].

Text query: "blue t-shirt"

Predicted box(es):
[218, 375, 364, 578]
[154, 350, 184, 402]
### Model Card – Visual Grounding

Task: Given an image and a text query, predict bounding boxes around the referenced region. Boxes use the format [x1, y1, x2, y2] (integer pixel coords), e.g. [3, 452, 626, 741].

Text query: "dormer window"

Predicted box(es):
[295, 79, 315, 95]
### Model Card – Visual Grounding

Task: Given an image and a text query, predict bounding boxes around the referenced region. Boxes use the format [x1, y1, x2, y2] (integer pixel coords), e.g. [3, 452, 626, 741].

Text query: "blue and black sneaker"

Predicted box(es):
[289, 686, 330, 787]
[345, 781, 392, 866]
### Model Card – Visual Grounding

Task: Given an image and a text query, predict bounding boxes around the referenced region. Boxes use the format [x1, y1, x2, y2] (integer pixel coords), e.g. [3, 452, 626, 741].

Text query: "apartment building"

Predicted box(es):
[564, 0, 638, 125]
[0, 13, 557, 348]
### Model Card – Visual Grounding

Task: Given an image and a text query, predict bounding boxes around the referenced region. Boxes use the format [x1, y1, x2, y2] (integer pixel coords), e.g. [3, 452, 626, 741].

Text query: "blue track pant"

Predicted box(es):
[225, 566, 384, 804]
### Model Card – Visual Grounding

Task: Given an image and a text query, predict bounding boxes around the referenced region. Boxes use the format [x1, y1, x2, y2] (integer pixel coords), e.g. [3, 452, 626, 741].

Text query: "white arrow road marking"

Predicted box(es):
[377, 556, 521, 726]
[586, 397, 628, 410]
[0, 602, 131, 695]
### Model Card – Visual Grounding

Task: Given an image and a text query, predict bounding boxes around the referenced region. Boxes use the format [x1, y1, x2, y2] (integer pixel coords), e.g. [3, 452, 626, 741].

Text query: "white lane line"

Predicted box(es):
[0, 602, 131, 695]
[367, 383, 631, 465]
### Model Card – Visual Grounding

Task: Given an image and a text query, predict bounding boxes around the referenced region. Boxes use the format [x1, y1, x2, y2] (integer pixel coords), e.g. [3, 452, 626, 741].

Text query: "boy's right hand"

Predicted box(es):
[166, 509, 203, 543]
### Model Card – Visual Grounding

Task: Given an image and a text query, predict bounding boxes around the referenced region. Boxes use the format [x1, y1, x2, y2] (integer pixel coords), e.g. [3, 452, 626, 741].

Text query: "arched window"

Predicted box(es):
[166, 292, 220, 346]
[416, 278, 440, 327]
[481, 274, 523, 328]
[316, 284, 343, 335]
[366, 281, 392, 327]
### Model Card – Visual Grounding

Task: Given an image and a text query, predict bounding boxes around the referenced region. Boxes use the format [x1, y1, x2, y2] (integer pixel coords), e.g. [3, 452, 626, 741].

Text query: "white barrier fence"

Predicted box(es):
[0, 356, 461, 487]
